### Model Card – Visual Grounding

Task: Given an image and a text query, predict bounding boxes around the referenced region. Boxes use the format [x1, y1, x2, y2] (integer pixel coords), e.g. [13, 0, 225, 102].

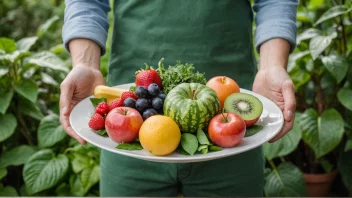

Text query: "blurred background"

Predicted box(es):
[0, 0, 351, 197]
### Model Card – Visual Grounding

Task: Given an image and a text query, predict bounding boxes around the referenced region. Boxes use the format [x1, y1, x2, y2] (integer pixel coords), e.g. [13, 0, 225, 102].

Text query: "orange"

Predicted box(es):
[206, 76, 240, 109]
[139, 115, 181, 156]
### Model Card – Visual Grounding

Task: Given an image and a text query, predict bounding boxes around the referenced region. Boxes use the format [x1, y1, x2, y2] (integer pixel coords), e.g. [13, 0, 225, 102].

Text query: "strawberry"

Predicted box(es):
[95, 102, 110, 115]
[88, 113, 105, 130]
[109, 99, 124, 111]
[121, 91, 138, 102]
[135, 64, 162, 89]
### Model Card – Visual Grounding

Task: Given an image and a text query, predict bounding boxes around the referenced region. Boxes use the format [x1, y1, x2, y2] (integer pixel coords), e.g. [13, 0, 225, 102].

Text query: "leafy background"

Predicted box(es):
[0, 0, 352, 197]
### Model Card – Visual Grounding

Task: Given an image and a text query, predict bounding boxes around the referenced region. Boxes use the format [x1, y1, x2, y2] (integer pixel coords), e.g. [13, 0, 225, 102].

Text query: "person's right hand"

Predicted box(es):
[60, 64, 105, 144]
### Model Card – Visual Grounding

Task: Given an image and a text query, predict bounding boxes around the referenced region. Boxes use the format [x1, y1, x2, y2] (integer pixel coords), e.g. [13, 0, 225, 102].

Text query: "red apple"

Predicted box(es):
[105, 107, 143, 143]
[208, 112, 246, 148]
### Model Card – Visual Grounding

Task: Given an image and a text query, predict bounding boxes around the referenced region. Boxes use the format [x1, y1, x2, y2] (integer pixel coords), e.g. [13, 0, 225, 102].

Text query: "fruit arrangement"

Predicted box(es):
[87, 58, 264, 156]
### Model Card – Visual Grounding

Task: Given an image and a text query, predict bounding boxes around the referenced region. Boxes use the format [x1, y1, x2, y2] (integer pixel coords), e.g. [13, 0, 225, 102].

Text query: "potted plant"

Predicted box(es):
[262, 0, 352, 197]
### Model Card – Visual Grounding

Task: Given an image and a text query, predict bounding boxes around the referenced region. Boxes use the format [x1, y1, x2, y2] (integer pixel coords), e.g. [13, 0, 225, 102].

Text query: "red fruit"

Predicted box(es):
[88, 113, 105, 130]
[95, 102, 110, 115]
[109, 99, 124, 111]
[121, 91, 138, 102]
[135, 64, 162, 89]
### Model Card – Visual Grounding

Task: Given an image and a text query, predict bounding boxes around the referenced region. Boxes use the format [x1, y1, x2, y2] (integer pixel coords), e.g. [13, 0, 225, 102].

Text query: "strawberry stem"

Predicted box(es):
[144, 63, 150, 70]
[157, 57, 165, 76]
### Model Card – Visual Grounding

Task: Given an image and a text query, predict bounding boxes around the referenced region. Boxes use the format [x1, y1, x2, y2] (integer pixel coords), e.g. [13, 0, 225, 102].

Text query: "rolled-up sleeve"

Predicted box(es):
[62, 0, 110, 55]
[253, 0, 298, 53]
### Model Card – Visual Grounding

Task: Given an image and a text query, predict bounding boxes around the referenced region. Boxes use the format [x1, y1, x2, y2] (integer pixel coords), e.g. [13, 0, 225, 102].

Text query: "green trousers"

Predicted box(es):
[100, 147, 264, 197]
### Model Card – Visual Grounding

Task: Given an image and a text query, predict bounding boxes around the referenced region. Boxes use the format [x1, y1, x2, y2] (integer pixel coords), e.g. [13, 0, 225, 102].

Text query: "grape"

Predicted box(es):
[124, 98, 136, 108]
[135, 98, 149, 113]
[152, 97, 163, 110]
[148, 83, 160, 97]
[135, 86, 149, 98]
[143, 108, 158, 120]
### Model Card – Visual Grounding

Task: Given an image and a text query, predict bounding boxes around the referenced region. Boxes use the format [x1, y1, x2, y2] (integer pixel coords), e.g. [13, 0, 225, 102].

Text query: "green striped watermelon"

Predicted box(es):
[163, 83, 220, 133]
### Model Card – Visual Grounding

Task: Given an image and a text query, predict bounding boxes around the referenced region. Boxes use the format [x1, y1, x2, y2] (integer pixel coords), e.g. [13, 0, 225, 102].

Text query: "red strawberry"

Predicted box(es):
[109, 99, 123, 111]
[88, 113, 105, 130]
[95, 102, 110, 115]
[135, 64, 162, 89]
[121, 91, 138, 102]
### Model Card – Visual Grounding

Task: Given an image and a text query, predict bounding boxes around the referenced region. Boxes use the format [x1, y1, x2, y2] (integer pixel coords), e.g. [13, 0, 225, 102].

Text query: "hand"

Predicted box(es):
[252, 66, 296, 143]
[60, 64, 105, 144]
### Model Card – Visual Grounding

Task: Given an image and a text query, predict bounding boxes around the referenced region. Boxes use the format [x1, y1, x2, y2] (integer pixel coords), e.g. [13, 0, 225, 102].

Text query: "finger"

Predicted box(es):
[269, 114, 295, 143]
[60, 80, 86, 145]
[282, 80, 296, 122]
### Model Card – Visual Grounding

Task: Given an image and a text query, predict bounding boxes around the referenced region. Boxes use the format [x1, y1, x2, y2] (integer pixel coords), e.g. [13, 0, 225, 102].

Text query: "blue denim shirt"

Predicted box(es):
[62, 0, 298, 56]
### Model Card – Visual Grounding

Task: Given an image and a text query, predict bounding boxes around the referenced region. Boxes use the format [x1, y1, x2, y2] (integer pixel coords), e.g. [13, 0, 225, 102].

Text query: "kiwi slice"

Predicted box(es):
[224, 93, 263, 123]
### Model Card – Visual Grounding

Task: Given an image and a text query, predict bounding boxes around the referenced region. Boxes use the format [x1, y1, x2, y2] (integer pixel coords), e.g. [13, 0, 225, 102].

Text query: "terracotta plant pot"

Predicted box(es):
[304, 169, 338, 197]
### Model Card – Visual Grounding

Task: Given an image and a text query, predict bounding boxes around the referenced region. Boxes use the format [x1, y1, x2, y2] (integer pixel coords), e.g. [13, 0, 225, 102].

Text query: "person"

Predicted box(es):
[60, 0, 297, 196]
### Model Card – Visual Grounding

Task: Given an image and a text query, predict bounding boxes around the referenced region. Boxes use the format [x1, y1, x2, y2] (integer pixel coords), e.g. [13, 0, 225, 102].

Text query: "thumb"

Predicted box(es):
[282, 80, 296, 122]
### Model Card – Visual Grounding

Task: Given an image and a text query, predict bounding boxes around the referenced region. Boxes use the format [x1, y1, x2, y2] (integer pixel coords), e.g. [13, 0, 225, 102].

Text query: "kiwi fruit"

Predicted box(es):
[224, 93, 263, 127]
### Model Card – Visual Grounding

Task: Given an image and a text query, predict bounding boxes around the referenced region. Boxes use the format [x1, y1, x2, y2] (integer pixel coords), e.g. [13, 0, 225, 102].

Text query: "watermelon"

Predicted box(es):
[163, 83, 220, 133]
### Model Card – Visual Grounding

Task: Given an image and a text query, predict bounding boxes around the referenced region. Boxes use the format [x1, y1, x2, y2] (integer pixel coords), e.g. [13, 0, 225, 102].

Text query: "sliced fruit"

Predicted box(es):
[94, 85, 128, 104]
[139, 115, 181, 156]
[224, 93, 263, 127]
[206, 76, 240, 109]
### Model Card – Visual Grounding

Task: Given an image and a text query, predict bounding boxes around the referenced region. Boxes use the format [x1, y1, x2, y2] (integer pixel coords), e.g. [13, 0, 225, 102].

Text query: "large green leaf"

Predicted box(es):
[14, 79, 38, 103]
[38, 114, 67, 148]
[0, 113, 17, 142]
[289, 66, 311, 89]
[321, 54, 348, 83]
[314, 5, 350, 26]
[264, 114, 302, 160]
[287, 51, 310, 72]
[70, 153, 91, 174]
[309, 32, 337, 60]
[0, 145, 37, 168]
[345, 138, 352, 152]
[338, 88, 352, 111]
[37, 16, 60, 38]
[19, 98, 44, 120]
[0, 37, 16, 53]
[300, 109, 344, 158]
[264, 162, 307, 197]
[16, 37, 38, 51]
[69, 175, 85, 196]
[23, 149, 69, 195]
[296, 28, 321, 44]
[81, 166, 100, 194]
[0, 168, 7, 180]
[0, 89, 13, 114]
[0, 185, 18, 196]
[0, 50, 31, 64]
[338, 151, 352, 193]
[27, 51, 69, 72]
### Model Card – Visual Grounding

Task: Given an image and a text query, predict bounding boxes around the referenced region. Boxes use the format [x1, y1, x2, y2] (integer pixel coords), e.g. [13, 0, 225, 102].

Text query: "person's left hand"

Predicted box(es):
[252, 66, 296, 143]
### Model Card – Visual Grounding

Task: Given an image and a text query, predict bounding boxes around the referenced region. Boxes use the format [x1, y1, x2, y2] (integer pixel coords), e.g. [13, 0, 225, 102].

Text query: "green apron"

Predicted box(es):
[101, 0, 264, 196]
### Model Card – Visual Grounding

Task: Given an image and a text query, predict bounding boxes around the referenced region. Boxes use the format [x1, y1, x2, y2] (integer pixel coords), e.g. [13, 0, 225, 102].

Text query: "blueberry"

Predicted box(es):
[142, 108, 158, 120]
[135, 86, 149, 98]
[152, 97, 163, 110]
[157, 93, 166, 101]
[148, 83, 160, 97]
[124, 97, 136, 108]
[135, 98, 149, 113]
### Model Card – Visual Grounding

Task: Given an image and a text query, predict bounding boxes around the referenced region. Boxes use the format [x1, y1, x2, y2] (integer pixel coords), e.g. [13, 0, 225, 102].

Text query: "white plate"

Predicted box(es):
[70, 83, 283, 163]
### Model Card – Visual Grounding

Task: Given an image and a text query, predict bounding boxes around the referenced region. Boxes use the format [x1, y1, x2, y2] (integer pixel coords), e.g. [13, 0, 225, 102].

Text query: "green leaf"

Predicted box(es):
[289, 65, 311, 89]
[321, 54, 348, 83]
[0, 37, 16, 53]
[14, 79, 38, 103]
[300, 108, 344, 158]
[70, 153, 91, 174]
[314, 5, 350, 26]
[23, 149, 69, 195]
[209, 145, 223, 152]
[345, 139, 352, 152]
[41, 72, 58, 86]
[0, 113, 17, 142]
[37, 16, 60, 38]
[338, 151, 352, 193]
[0, 168, 7, 180]
[0, 50, 31, 64]
[296, 28, 322, 44]
[309, 32, 337, 60]
[90, 97, 107, 108]
[0, 145, 37, 168]
[177, 146, 190, 155]
[198, 145, 208, 152]
[287, 51, 311, 72]
[19, 99, 44, 120]
[69, 175, 84, 196]
[0, 66, 8, 78]
[81, 166, 100, 194]
[16, 36, 38, 51]
[200, 147, 208, 154]
[38, 114, 67, 148]
[0, 186, 18, 196]
[55, 183, 71, 196]
[27, 51, 69, 72]
[0, 89, 13, 114]
[264, 162, 307, 197]
[96, 129, 108, 137]
[116, 142, 143, 150]
[338, 88, 352, 111]
[245, 125, 264, 137]
[264, 114, 302, 160]
[197, 128, 210, 145]
[320, 159, 334, 173]
[181, 133, 198, 155]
